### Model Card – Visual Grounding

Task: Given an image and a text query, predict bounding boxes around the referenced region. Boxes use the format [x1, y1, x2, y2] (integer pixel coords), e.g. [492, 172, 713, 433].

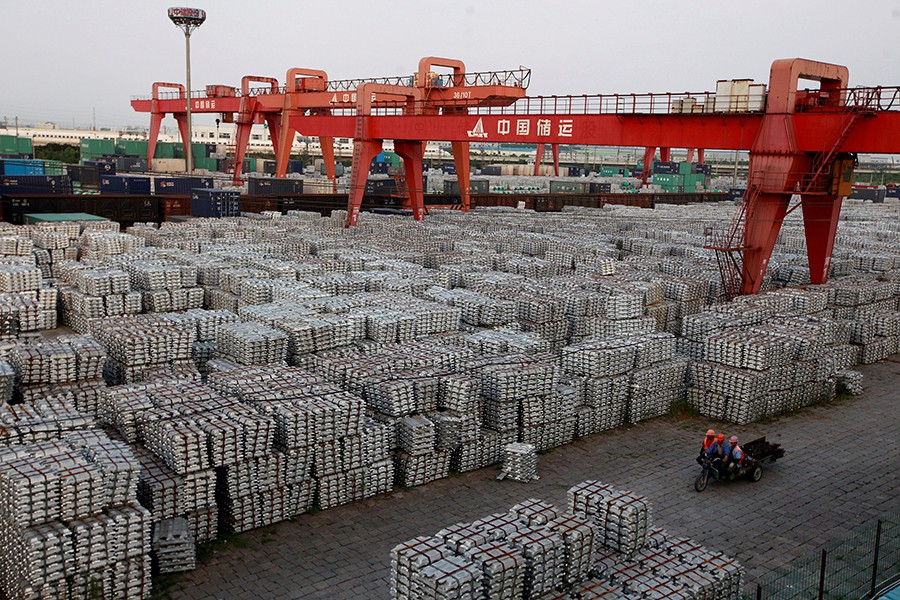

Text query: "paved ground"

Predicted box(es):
[158, 356, 900, 599]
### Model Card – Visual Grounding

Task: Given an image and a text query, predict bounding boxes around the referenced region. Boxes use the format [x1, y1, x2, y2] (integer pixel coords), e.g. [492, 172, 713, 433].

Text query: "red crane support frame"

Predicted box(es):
[132, 57, 900, 295]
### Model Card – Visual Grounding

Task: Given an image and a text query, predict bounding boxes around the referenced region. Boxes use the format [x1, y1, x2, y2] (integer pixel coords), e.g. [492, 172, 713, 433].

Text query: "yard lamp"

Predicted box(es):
[168, 7, 206, 173]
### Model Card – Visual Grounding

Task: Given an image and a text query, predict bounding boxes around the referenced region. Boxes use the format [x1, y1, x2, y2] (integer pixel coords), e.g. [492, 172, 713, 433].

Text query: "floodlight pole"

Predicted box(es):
[184, 28, 193, 173]
[168, 7, 206, 174]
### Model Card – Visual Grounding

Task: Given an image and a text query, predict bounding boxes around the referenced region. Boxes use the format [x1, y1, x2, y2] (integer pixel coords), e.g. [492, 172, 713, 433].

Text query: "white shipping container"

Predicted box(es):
[153, 158, 186, 173]
[730, 79, 752, 112]
[748, 84, 767, 112]
[714, 80, 732, 112]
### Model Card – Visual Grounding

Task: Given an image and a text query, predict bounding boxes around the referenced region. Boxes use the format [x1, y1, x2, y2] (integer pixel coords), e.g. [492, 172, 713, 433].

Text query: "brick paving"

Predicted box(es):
[156, 356, 900, 599]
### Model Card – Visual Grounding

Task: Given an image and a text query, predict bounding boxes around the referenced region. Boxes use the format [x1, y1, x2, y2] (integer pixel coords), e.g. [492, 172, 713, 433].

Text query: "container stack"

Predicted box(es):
[0, 430, 151, 600]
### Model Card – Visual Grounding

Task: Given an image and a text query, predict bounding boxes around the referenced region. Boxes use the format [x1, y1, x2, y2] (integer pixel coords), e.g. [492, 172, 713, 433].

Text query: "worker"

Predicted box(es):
[701, 429, 716, 453]
[725, 436, 744, 472]
[705, 433, 730, 472]
[696, 429, 716, 464]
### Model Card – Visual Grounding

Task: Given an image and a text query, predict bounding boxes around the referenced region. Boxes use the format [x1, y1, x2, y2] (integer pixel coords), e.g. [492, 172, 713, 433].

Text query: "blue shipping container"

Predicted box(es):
[0, 159, 45, 176]
[0, 175, 71, 195]
[154, 176, 214, 195]
[247, 178, 304, 195]
[100, 175, 152, 195]
[85, 160, 117, 174]
[191, 188, 240, 217]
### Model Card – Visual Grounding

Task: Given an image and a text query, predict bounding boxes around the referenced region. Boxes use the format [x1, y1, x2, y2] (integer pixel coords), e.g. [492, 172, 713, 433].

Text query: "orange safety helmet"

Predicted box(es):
[717, 433, 725, 442]
[705, 429, 716, 437]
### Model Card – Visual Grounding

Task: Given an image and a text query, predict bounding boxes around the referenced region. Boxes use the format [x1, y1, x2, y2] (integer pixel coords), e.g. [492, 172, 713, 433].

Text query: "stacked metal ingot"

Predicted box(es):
[216, 321, 288, 365]
[151, 517, 195, 574]
[0, 398, 95, 446]
[500, 443, 538, 482]
[0, 430, 150, 600]
[11, 335, 108, 413]
[585, 529, 744, 599]
[567, 480, 651, 556]
[92, 314, 198, 385]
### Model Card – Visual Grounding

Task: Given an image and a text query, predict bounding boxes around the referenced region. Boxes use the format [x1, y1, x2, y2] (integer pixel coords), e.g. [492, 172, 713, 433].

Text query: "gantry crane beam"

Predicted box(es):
[133, 57, 900, 296]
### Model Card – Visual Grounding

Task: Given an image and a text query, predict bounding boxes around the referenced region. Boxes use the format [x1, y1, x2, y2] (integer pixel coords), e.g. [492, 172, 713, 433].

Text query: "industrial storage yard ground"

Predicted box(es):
[159, 356, 900, 600]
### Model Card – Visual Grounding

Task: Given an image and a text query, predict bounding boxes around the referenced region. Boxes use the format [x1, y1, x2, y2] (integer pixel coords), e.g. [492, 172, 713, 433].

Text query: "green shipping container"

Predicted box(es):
[679, 162, 693, 175]
[16, 137, 33, 155]
[116, 140, 149, 157]
[192, 143, 208, 159]
[154, 142, 177, 159]
[243, 157, 256, 172]
[80, 138, 116, 157]
[0, 135, 18, 154]
[193, 156, 217, 171]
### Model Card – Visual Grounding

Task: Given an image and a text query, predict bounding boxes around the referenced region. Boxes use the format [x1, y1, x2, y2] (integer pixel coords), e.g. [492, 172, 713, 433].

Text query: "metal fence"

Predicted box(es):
[748, 510, 900, 599]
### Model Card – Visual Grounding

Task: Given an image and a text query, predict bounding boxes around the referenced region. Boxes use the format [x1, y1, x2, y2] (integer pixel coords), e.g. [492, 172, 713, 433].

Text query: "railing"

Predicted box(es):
[132, 84, 900, 117]
[747, 509, 900, 599]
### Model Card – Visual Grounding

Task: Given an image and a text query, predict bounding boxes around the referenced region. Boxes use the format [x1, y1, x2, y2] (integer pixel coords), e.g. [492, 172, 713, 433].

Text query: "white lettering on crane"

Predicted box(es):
[497, 120, 511, 135]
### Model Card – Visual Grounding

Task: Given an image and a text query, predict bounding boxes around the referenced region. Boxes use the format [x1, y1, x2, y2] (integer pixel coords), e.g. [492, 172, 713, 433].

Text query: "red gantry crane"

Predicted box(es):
[132, 57, 900, 297]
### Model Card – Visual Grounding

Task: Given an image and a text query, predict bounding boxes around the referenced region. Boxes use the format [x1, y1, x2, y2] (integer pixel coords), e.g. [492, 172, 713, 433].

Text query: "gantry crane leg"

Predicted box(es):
[800, 194, 843, 284]
[641, 147, 656, 184]
[533, 143, 545, 176]
[740, 191, 791, 295]
[394, 140, 426, 221]
[451, 141, 471, 211]
[346, 139, 383, 227]
[173, 113, 190, 163]
[320, 136, 337, 193]
[147, 112, 163, 172]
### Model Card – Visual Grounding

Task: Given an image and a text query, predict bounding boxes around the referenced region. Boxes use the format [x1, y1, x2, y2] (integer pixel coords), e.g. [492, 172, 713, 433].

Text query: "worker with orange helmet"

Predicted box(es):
[705, 433, 731, 473]
[701, 429, 717, 453]
[697, 429, 717, 464]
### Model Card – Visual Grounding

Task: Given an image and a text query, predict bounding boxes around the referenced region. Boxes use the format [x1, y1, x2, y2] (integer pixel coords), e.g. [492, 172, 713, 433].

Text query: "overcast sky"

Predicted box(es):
[3, 0, 899, 130]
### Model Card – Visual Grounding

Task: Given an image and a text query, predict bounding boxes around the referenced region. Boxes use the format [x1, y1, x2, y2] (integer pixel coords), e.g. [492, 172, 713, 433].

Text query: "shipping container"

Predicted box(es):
[191, 188, 240, 217]
[727, 188, 746, 202]
[0, 135, 19, 155]
[288, 160, 305, 174]
[589, 182, 613, 194]
[153, 175, 213, 195]
[0, 159, 45, 176]
[849, 187, 887, 202]
[366, 178, 398, 195]
[549, 180, 587, 194]
[885, 186, 899, 199]
[152, 158, 187, 173]
[443, 178, 489, 195]
[68, 165, 100, 189]
[248, 177, 304, 196]
[481, 165, 502, 176]
[80, 138, 116, 159]
[0, 174, 72, 195]
[441, 163, 457, 175]
[116, 140, 149, 157]
[100, 175, 151, 195]
[154, 142, 177, 159]
[84, 160, 117, 175]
